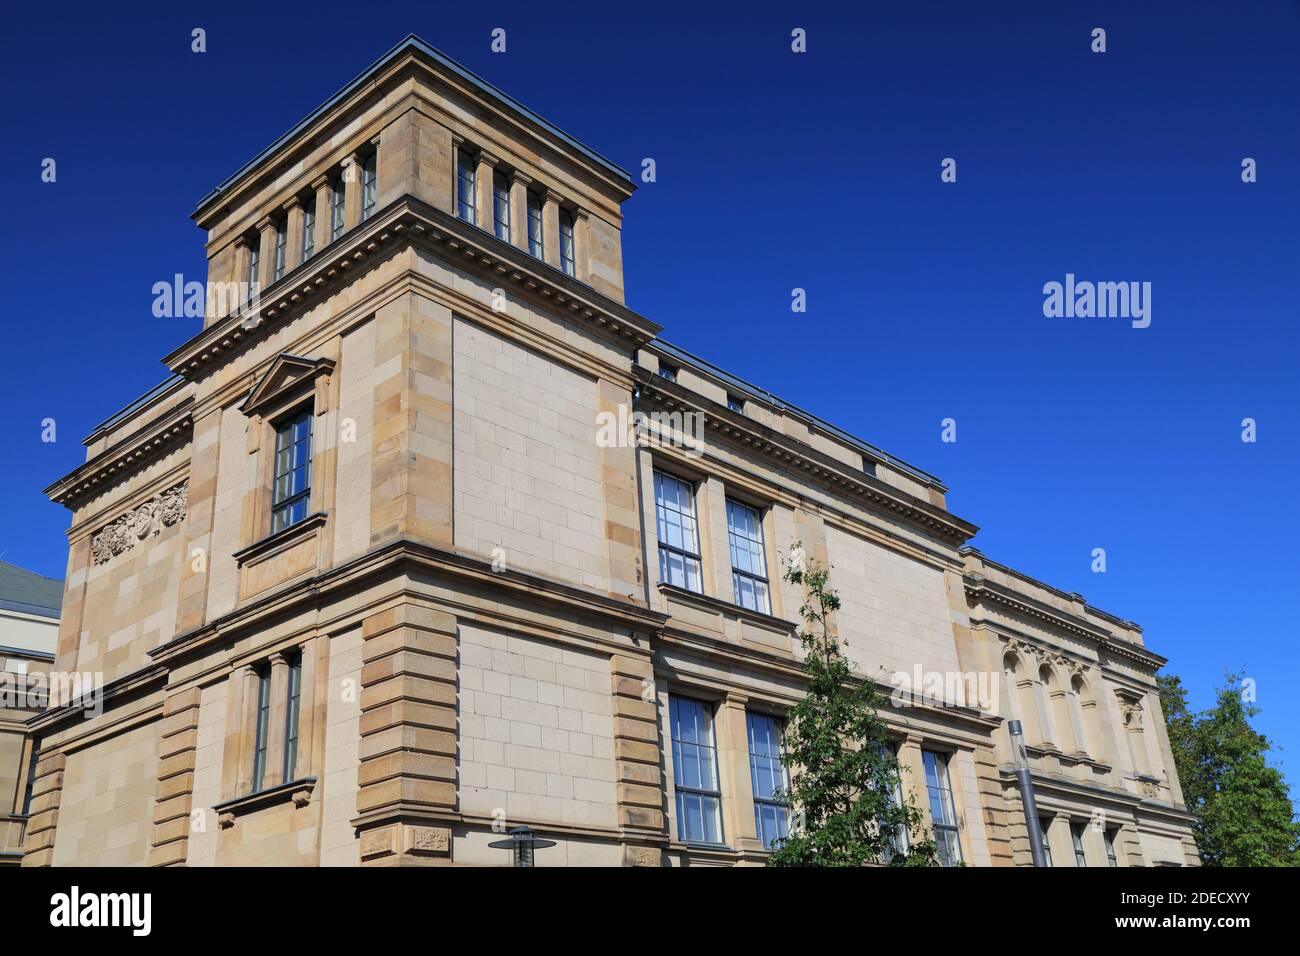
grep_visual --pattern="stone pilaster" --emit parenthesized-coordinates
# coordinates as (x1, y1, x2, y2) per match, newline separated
(20, 752, 65, 867)
(572, 208, 591, 282)
(341, 154, 363, 232)
(375, 106, 454, 214)
(596, 378, 643, 600)
(541, 188, 563, 269)
(174, 407, 222, 633)
(256, 215, 278, 291)
(149, 687, 201, 866)
(355, 604, 458, 866)
(311, 175, 333, 252)
(368, 291, 454, 550)
(475, 152, 499, 233)
(284, 196, 305, 273)
(508, 170, 532, 252)
(971, 744, 1015, 865)
(716, 694, 762, 853)
(610, 653, 664, 865)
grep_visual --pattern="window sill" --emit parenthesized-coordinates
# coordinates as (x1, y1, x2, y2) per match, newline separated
(657, 582, 797, 639)
(213, 776, 316, 828)
(233, 512, 328, 602)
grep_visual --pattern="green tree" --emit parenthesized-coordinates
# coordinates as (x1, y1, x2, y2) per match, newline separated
(769, 545, 937, 866)
(1158, 672, 1300, 866)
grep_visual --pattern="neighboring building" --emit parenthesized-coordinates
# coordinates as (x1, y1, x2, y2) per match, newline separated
(0, 560, 59, 865)
(26, 35, 1197, 867)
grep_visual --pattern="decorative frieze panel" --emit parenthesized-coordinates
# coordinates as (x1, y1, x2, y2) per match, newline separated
(90, 480, 188, 565)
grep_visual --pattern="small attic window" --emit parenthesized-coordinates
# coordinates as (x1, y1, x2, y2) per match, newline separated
(726, 394, 745, 414)
(657, 363, 678, 383)
(862, 456, 877, 478)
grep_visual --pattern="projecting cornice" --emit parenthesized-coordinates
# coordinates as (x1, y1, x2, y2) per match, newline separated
(44, 397, 194, 510)
(963, 572, 1167, 671)
(165, 196, 660, 381)
(634, 370, 978, 546)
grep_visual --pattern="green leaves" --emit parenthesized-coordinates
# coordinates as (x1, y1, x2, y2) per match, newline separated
(768, 544, 937, 867)
(1158, 672, 1300, 867)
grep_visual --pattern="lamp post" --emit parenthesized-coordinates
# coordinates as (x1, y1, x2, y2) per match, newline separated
(488, 825, 556, 867)
(1008, 720, 1050, 867)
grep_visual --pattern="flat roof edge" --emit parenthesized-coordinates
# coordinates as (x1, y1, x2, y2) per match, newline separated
(648, 338, 948, 491)
(192, 34, 633, 220)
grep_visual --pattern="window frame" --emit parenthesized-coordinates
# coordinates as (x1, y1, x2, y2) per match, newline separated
(330, 180, 346, 241)
(246, 238, 260, 303)
(273, 219, 287, 281)
(492, 170, 511, 242)
(726, 498, 771, 613)
(669, 695, 725, 845)
(270, 407, 314, 535)
(922, 749, 963, 866)
(301, 197, 316, 261)
(746, 711, 789, 850)
(877, 741, 910, 858)
(283, 652, 303, 781)
(360, 153, 377, 221)
(1070, 820, 1088, 867)
(1104, 827, 1120, 866)
(559, 207, 575, 276)
(526, 189, 543, 258)
(457, 148, 477, 224)
(250, 665, 272, 793)
(1039, 816, 1054, 866)
(653, 470, 703, 593)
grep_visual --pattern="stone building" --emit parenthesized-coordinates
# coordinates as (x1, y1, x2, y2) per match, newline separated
(26, 36, 1197, 867)
(1, 560, 59, 865)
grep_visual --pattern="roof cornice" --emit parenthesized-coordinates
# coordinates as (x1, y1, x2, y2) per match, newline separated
(44, 397, 194, 510)
(964, 572, 1167, 670)
(192, 35, 633, 224)
(166, 196, 660, 381)
(634, 370, 978, 546)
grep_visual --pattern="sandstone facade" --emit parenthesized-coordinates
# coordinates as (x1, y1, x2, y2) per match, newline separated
(25, 36, 1197, 867)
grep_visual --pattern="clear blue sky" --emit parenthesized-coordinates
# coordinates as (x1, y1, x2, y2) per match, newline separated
(2, 1, 1296, 790)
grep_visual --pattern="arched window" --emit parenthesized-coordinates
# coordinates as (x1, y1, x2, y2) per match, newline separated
(1034, 662, 1058, 749)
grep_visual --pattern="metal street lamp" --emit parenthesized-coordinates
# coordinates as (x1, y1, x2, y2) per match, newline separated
(488, 825, 556, 867)
(1008, 720, 1050, 868)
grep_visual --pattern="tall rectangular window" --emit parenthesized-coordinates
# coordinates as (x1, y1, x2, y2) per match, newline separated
(559, 208, 575, 276)
(1070, 821, 1088, 867)
(246, 238, 260, 303)
(527, 190, 543, 258)
(331, 180, 346, 240)
(302, 197, 316, 261)
(726, 500, 770, 613)
(669, 696, 723, 844)
(654, 471, 702, 592)
(1104, 827, 1119, 867)
(746, 712, 788, 850)
(457, 149, 477, 224)
(878, 742, 909, 858)
(21, 744, 39, 816)
(273, 220, 287, 281)
(1039, 816, 1054, 867)
(361, 153, 377, 221)
(283, 653, 302, 781)
(271, 409, 313, 533)
(922, 749, 963, 866)
(251, 666, 272, 792)
(493, 171, 511, 242)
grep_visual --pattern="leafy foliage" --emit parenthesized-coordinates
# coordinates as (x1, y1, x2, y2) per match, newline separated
(1158, 672, 1300, 866)
(768, 545, 938, 866)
